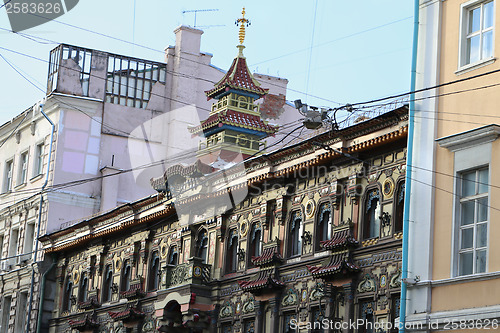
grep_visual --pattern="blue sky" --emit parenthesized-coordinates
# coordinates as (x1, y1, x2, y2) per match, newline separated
(0, 0, 413, 124)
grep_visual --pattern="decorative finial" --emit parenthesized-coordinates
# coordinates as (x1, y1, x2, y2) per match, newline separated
(235, 7, 250, 45)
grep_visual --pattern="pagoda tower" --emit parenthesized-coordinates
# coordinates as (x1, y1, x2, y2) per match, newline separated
(190, 8, 278, 165)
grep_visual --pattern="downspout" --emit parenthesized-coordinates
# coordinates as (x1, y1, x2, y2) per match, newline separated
(26, 102, 54, 333)
(36, 254, 57, 333)
(399, 0, 419, 332)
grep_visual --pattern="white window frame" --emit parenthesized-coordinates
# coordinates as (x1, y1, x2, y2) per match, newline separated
(33, 142, 44, 178)
(3, 159, 13, 193)
(17, 150, 29, 186)
(457, 168, 489, 276)
(458, 0, 496, 71)
(437, 124, 500, 278)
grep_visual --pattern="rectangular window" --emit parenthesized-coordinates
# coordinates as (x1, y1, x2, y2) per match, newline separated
(34, 143, 44, 177)
(22, 223, 35, 262)
(458, 168, 489, 276)
(14, 292, 27, 333)
(8, 229, 18, 267)
(17, 152, 28, 185)
(1, 296, 11, 332)
(460, 0, 495, 67)
(3, 160, 13, 193)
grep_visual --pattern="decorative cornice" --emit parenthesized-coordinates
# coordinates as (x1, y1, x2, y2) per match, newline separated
(437, 124, 500, 152)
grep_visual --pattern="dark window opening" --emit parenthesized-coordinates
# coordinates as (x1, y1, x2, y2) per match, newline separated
(394, 182, 405, 233)
(78, 272, 88, 302)
(227, 230, 238, 273)
(363, 190, 381, 240)
(102, 265, 113, 303)
(148, 251, 160, 291)
(289, 211, 303, 257)
(196, 230, 208, 264)
(120, 260, 131, 292)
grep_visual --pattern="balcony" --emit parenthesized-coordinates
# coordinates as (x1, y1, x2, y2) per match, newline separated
(165, 257, 211, 288)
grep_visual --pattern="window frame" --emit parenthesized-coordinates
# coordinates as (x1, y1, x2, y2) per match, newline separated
(248, 222, 262, 266)
(362, 188, 382, 240)
(316, 202, 332, 251)
(226, 229, 239, 274)
(456, 167, 489, 276)
(458, 0, 496, 70)
(101, 264, 113, 303)
(3, 159, 13, 193)
(120, 260, 131, 292)
(148, 251, 160, 291)
(196, 229, 209, 264)
(33, 142, 45, 178)
(288, 211, 303, 258)
(17, 150, 29, 186)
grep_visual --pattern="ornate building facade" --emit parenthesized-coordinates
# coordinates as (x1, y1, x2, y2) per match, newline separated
(40, 10, 408, 333)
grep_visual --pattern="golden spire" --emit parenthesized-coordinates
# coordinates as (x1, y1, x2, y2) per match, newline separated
(236, 7, 250, 45)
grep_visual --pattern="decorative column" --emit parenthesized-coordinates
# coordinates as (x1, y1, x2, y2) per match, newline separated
(210, 304, 220, 333)
(343, 282, 355, 333)
(269, 296, 280, 333)
(324, 284, 335, 333)
(255, 300, 264, 333)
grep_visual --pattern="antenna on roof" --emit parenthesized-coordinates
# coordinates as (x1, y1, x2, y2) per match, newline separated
(182, 9, 219, 28)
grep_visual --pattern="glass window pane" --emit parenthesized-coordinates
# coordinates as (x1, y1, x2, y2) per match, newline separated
(462, 171, 476, 196)
(467, 35, 481, 64)
(469, 7, 481, 33)
(478, 169, 489, 194)
(477, 197, 488, 222)
(461, 227, 474, 249)
(483, 1, 494, 28)
(459, 252, 473, 275)
(476, 223, 488, 248)
(461, 201, 474, 225)
(476, 249, 487, 273)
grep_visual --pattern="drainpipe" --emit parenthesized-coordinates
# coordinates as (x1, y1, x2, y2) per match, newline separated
(26, 102, 54, 333)
(399, 0, 419, 332)
(36, 254, 57, 333)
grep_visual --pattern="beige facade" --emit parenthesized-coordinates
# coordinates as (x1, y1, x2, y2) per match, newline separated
(406, 0, 500, 330)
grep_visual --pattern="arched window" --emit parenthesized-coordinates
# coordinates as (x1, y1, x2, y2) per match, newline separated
(249, 223, 262, 259)
(196, 230, 208, 264)
(317, 202, 332, 249)
(78, 272, 88, 302)
(120, 260, 131, 292)
(168, 246, 178, 265)
(394, 182, 405, 233)
(364, 189, 381, 240)
(226, 229, 238, 273)
(61, 277, 73, 312)
(289, 211, 303, 257)
(148, 251, 160, 291)
(101, 264, 113, 303)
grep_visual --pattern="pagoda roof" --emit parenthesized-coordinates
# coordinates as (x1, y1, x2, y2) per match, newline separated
(251, 245, 283, 267)
(189, 109, 278, 136)
(307, 253, 359, 278)
(68, 315, 99, 330)
(238, 270, 285, 292)
(108, 307, 145, 321)
(205, 49, 268, 100)
(320, 227, 358, 250)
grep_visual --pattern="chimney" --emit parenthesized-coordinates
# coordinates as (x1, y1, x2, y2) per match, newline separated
(173, 25, 204, 55)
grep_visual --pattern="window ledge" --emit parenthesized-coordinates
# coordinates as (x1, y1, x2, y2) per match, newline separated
(30, 174, 44, 182)
(412, 270, 500, 287)
(455, 57, 496, 76)
(14, 183, 27, 190)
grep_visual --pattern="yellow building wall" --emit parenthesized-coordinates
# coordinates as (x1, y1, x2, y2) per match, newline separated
(430, 0, 500, 312)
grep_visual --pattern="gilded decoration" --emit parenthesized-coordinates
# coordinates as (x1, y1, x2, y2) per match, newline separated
(115, 258, 122, 273)
(160, 243, 168, 259)
(281, 288, 298, 307)
(382, 178, 395, 198)
(389, 269, 402, 288)
(305, 199, 316, 219)
(220, 301, 233, 318)
(240, 220, 249, 237)
(242, 298, 255, 314)
(357, 274, 376, 293)
(310, 283, 325, 301)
